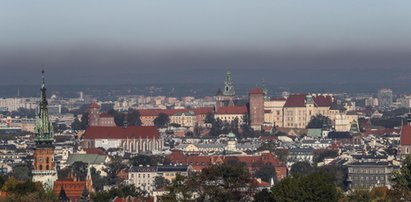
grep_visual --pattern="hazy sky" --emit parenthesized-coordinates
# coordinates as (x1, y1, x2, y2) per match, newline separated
(1, 1, 411, 85)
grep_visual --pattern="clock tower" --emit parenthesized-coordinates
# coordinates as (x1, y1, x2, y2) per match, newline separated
(32, 70, 57, 189)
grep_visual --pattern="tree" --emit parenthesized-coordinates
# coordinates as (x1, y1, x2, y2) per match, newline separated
(390, 155, 411, 200)
(104, 157, 127, 186)
(313, 149, 338, 163)
(154, 113, 170, 128)
(307, 114, 331, 128)
(71, 115, 82, 130)
(80, 112, 89, 129)
(130, 155, 164, 167)
(92, 184, 145, 202)
(80, 186, 90, 202)
(11, 163, 32, 181)
(153, 176, 170, 190)
(204, 112, 214, 124)
(271, 170, 339, 202)
(196, 160, 255, 201)
(2, 177, 59, 202)
(255, 163, 277, 182)
(71, 161, 88, 180)
(107, 109, 125, 126)
(127, 109, 142, 126)
(290, 161, 314, 176)
(254, 189, 274, 202)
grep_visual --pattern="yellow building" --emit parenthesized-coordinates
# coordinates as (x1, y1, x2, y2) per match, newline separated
(214, 105, 247, 124)
(170, 111, 195, 128)
(264, 98, 286, 127)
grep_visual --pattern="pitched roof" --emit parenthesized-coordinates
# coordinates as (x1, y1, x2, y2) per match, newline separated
(192, 107, 214, 115)
(66, 153, 107, 165)
(284, 94, 333, 108)
(313, 95, 333, 107)
(215, 105, 247, 115)
(83, 126, 160, 139)
(284, 94, 307, 108)
(401, 125, 411, 145)
(138, 109, 189, 116)
(89, 101, 100, 109)
(249, 87, 265, 95)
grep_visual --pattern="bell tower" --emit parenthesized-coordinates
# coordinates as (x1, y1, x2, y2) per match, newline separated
(32, 70, 57, 189)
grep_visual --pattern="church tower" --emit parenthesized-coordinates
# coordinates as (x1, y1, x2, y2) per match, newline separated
(223, 70, 235, 97)
(215, 70, 236, 111)
(32, 70, 57, 189)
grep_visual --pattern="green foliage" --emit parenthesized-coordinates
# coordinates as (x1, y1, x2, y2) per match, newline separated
(71, 161, 88, 180)
(11, 163, 32, 181)
(371, 117, 405, 129)
(162, 160, 254, 202)
(271, 170, 338, 202)
(91, 184, 145, 202)
(154, 113, 170, 128)
(1, 177, 59, 202)
(307, 114, 331, 129)
(126, 108, 142, 126)
(204, 112, 214, 124)
(153, 176, 170, 190)
(392, 156, 411, 190)
(130, 154, 164, 167)
(80, 186, 90, 202)
(90, 167, 108, 192)
(107, 109, 125, 126)
(104, 157, 127, 186)
(290, 161, 314, 176)
(254, 189, 274, 202)
(255, 163, 276, 182)
(313, 149, 338, 164)
(257, 142, 276, 152)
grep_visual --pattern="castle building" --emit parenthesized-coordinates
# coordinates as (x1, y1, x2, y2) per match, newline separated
(32, 70, 57, 189)
(249, 88, 265, 130)
(88, 101, 116, 127)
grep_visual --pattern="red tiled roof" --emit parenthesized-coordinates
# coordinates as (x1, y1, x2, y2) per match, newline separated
(401, 125, 411, 145)
(138, 109, 189, 116)
(192, 107, 214, 115)
(249, 87, 265, 94)
(215, 105, 247, 115)
(83, 126, 160, 139)
(313, 95, 333, 107)
(89, 101, 100, 109)
(284, 94, 307, 107)
(283, 94, 333, 108)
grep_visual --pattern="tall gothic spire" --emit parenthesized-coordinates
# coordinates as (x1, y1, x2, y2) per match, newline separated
(223, 69, 235, 96)
(35, 70, 54, 145)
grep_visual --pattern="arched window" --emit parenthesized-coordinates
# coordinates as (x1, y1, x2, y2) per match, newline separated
(46, 165, 49, 170)
(46, 157, 49, 163)
(39, 165, 43, 170)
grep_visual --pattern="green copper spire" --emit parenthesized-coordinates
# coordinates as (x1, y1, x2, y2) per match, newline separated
(223, 69, 235, 96)
(35, 70, 54, 145)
